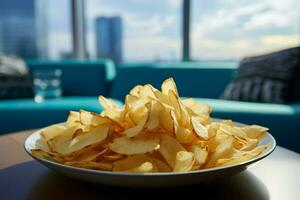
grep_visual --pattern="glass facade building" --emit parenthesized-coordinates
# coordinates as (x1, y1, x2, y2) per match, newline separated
(0, 0, 47, 59)
(95, 16, 122, 63)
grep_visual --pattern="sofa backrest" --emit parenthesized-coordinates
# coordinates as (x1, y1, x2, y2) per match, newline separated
(27, 60, 116, 96)
(110, 62, 237, 101)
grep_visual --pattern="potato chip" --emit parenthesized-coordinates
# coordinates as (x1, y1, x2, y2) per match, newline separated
(33, 77, 269, 173)
(109, 133, 160, 155)
(98, 96, 123, 124)
(159, 104, 174, 132)
(220, 124, 247, 139)
(129, 85, 143, 96)
(239, 125, 268, 139)
(191, 116, 209, 140)
(161, 77, 179, 97)
(113, 154, 156, 172)
(191, 145, 208, 166)
(206, 136, 234, 168)
(150, 157, 172, 172)
(103, 154, 124, 161)
(181, 98, 211, 116)
(216, 145, 267, 167)
(146, 100, 163, 131)
(173, 151, 195, 172)
(240, 139, 258, 151)
(139, 84, 156, 99)
(41, 124, 66, 141)
(66, 111, 80, 128)
(52, 125, 109, 155)
(171, 111, 196, 143)
(128, 162, 155, 173)
(158, 134, 185, 168)
(79, 110, 112, 127)
(124, 110, 148, 137)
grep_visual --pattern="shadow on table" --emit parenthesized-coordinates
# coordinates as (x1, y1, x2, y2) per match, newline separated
(27, 165, 269, 200)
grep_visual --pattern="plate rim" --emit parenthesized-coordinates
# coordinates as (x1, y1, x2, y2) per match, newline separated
(24, 121, 276, 177)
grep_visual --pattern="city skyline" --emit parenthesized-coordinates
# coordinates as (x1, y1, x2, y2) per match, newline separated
(0, 0, 48, 59)
(0, 0, 299, 61)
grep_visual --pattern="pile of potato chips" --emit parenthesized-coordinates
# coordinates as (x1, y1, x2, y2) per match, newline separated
(32, 78, 269, 173)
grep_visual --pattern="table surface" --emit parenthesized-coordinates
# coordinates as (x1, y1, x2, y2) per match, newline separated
(0, 130, 300, 200)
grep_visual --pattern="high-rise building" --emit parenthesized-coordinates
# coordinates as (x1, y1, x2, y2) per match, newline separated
(0, 0, 48, 59)
(95, 16, 122, 63)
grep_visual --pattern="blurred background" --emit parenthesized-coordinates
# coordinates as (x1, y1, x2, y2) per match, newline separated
(0, 0, 300, 152)
(0, 0, 299, 62)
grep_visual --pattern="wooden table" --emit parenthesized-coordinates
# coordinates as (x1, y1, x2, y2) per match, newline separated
(0, 130, 300, 200)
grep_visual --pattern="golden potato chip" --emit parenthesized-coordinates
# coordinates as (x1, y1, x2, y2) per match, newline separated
(66, 111, 80, 128)
(239, 125, 268, 139)
(79, 110, 112, 126)
(113, 154, 156, 172)
(173, 151, 195, 172)
(207, 122, 219, 138)
(98, 96, 123, 124)
(161, 77, 179, 96)
(35, 77, 270, 173)
(206, 136, 235, 168)
(150, 157, 172, 172)
(129, 85, 143, 96)
(220, 124, 247, 139)
(169, 90, 181, 120)
(192, 115, 211, 126)
(191, 145, 208, 166)
(216, 145, 267, 167)
(73, 148, 108, 162)
(127, 162, 155, 173)
(153, 90, 171, 106)
(41, 124, 66, 141)
(109, 133, 160, 155)
(103, 154, 124, 161)
(181, 98, 211, 116)
(158, 134, 186, 168)
(171, 111, 196, 143)
(191, 116, 209, 140)
(146, 100, 163, 131)
(220, 119, 234, 126)
(139, 84, 156, 99)
(52, 125, 109, 155)
(240, 138, 259, 151)
(31, 149, 63, 162)
(158, 104, 174, 132)
(124, 110, 148, 137)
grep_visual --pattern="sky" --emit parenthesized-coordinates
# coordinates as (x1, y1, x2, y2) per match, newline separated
(47, 0, 300, 61)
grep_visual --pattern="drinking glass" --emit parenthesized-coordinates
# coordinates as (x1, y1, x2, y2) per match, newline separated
(33, 69, 62, 103)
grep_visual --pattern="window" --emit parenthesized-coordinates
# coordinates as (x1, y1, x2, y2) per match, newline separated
(0, 0, 72, 60)
(1, 0, 299, 62)
(191, 0, 300, 60)
(85, 0, 181, 62)
(47, 0, 72, 60)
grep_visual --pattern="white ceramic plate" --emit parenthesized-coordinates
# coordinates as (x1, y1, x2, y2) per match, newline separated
(24, 121, 276, 188)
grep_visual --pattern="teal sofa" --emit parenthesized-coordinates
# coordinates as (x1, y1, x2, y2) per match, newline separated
(0, 61, 299, 153)
(0, 60, 117, 133)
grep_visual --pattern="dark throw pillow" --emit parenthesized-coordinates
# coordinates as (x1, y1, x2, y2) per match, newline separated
(0, 55, 33, 99)
(221, 47, 300, 103)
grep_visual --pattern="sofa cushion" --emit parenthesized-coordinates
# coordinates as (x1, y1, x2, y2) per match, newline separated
(0, 55, 33, 99)
(27, 60, 116, 97)
(196, 98, 300, 153)
(111, 65, 235, 101)
(221, 47, 300, 103)
(0, 97, 122, 134)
